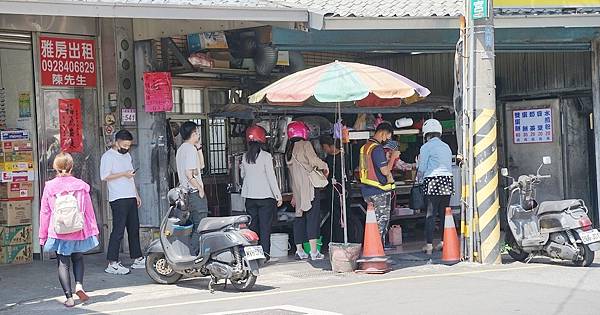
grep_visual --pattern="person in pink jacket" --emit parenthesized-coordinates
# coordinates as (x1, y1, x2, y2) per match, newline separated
(39, 152, 100, 307)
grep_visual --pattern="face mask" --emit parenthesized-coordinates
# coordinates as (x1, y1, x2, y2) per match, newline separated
(118, 147, 129, 154)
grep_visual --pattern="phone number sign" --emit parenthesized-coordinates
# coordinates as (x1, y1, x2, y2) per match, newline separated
(513, 108, 553, 144)
(39, 36, 97, 87)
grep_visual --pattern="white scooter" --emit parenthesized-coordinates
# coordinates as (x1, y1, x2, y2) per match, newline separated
(502, 157, 600, 266)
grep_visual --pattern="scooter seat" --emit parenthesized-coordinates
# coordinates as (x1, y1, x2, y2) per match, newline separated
(537, 199, 583, 215)
(197, 215, 250, 233)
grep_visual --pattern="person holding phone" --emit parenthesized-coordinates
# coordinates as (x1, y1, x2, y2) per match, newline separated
(100, 130, 144, 275)
(176, 121, 208, 254)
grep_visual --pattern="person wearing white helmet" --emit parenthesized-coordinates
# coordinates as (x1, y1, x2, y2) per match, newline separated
(417, 119, 454, 255)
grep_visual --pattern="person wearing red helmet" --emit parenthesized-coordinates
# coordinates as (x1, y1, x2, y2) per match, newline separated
(286, 121, 330, 260)
(241, 125, 283, 262)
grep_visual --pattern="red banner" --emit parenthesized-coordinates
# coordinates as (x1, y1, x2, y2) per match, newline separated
(58, 99, 83, 153)
(143, 72, 173, 112)
(40, 36, 97, 87)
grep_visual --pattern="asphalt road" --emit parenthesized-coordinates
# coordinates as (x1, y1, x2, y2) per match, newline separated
(2, 253, 600, 315)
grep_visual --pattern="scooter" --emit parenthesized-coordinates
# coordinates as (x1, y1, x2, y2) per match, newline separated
(145, 188, 265, 291)
(502, 156, 600, 266)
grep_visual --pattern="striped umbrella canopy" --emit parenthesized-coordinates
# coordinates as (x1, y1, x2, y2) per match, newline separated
(249, 61, 431, 107)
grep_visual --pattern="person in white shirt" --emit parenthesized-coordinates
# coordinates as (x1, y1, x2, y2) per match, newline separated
(241, 125, 282, 262)
(176, 121, 208, 254)
(100, 130, 144, 275)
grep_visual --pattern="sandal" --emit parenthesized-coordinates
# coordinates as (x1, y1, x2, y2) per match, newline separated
(64, 298, 75, 308)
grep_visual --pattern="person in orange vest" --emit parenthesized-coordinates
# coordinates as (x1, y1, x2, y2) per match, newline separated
(359, 122, 399, 244)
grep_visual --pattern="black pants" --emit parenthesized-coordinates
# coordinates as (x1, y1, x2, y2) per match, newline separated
(107, 198, 143, 262)
(293, 198, 321, 246)
(57, 253, 84, 299)
(245, 198, 276, 256)
(425, 195, 451, 244)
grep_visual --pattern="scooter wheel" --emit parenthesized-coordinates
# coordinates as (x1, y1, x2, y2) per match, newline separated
(231, 273, 257, 291)
(574, 244, 595, 267)
(146, 253, 183, 284)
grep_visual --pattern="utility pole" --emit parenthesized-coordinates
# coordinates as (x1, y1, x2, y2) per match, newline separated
(467, 0, 501, 264)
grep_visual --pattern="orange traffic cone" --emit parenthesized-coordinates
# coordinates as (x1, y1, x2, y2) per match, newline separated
(356, 202, 391, 274)
(441, 207, 460, 265)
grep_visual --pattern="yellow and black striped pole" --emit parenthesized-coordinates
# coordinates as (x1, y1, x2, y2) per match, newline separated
(467, 0, 501, 263)
(474, 109, 501, 264)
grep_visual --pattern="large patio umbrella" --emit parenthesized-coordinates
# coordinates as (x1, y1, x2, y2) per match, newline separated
(249, 61, 431, 244)
(249, 61, 430, 107)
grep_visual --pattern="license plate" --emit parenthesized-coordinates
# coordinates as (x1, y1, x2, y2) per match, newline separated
(580, 229, 600, 244)
(244, 245, 265, 260)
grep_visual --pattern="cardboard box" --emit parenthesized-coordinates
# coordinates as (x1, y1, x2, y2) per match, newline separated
(0, 199, 32, 226)
(0, 171, 35, 183)
(0, 130, 29, 142)
(187, 32, 228, 53)
(1, 224, 32, 246)
(1, 151, 33, 163)
(2, 140, 33, 153)
(0, 162, 33, 172)
(208, 51, 231, 69)
(0, 182, 34, 199)
(3, 243, 32, 264)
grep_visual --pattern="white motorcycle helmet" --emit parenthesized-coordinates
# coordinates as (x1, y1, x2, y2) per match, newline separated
(422, 119, 443, 139)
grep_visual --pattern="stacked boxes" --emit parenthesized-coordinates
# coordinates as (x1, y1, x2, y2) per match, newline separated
(0, 130, 33, 265)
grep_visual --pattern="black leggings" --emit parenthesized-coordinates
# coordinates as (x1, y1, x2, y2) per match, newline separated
(57, 253, 84, 299)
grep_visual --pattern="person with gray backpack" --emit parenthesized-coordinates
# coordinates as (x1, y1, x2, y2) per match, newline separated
(39, 152, 100, 307)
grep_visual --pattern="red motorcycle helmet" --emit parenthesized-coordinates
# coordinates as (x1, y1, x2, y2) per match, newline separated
(246, 125, 267, 143)
(287, 121, 309, 140)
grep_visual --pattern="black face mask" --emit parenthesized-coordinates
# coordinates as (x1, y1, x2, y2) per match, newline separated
(118, 148, 129, 155)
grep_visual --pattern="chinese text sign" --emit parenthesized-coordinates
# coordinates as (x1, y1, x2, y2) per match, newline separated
(513, 108, 552, 144)
(143, 72, 173, 112)
(59, 99, 83, 153)
(40, 37, 97, 87)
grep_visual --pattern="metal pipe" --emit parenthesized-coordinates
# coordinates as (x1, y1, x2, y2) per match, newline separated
(339, 101, 349, 244)
(467, 0, 476, 263)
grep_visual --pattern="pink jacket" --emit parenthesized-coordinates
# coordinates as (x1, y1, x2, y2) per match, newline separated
(39, 176, 100, 244)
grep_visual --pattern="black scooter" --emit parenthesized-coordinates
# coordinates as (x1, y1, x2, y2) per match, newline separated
(145, 188, 264, 292)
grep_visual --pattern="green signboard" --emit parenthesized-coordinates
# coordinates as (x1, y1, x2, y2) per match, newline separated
(472, 0, 489, 19)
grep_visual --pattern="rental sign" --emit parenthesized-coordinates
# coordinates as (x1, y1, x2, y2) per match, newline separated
(39, 36, 97, 87)
(495, 0, 600, 7)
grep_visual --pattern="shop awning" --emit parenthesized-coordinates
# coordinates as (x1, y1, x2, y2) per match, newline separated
(0, 0, 324, 28)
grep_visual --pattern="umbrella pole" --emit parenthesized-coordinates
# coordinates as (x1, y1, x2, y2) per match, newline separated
(338, 102, 349, 244)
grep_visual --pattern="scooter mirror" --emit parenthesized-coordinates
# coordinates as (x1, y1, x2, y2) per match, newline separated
(543, 156, 552, 165)
(501, 168, 509, 177)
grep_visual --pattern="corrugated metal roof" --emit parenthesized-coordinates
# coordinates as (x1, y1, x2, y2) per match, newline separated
(45, 0, 300, 9)
(278, 0, 464, 17)
(279, 0, 600, 18)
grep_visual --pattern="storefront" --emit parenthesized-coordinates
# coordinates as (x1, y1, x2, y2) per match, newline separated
(0, 15, 104, 264)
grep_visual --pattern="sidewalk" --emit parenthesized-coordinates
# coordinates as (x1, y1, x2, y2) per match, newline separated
(0, 244, 441, 313)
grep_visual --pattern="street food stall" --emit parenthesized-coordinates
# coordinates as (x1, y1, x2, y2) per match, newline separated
(222, 108, 460, 248)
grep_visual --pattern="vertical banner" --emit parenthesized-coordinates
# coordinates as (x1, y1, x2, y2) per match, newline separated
(58, 99, 83, 153)
(18, 92, 31, 118)
(143, 72, 173, 112)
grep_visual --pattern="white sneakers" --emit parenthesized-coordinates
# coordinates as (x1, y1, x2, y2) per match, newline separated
(131, 257, 146, 269)
(105, 261, 131, 275)
(105, 257, 146, 274)
(295, 250, 309, 260)
(310, 251, 324, 261)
